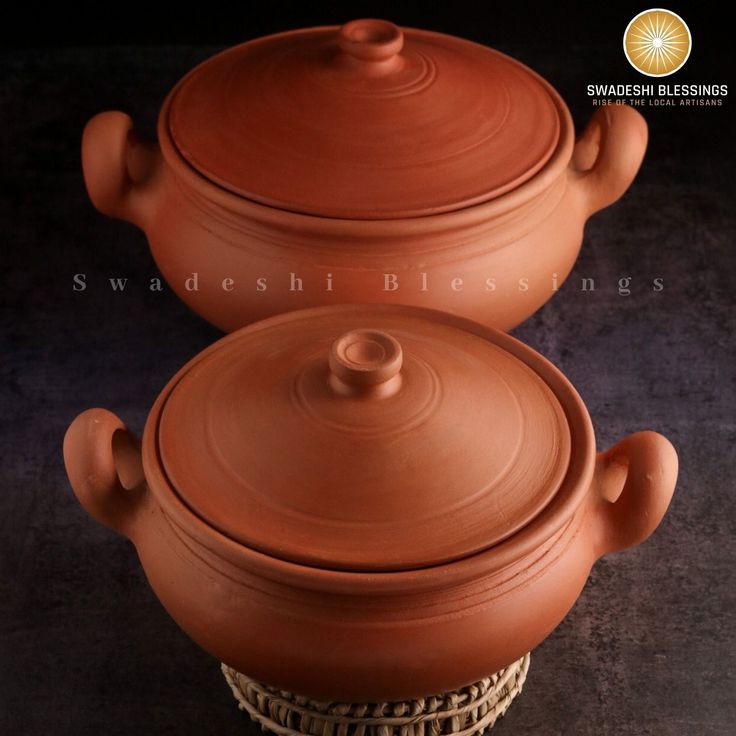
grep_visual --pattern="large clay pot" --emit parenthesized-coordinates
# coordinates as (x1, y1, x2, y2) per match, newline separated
(63, 304, 676, 701)
(82, 20, 647, 332)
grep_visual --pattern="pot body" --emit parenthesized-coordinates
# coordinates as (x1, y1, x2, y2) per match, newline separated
(145, 165, 582, 333)
(82, 101, 647, 333)
(134, 496, 594, 701)
(64, 408, 676, 702)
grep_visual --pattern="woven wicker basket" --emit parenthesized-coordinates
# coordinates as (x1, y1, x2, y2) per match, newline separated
(222, 654, 529, 736)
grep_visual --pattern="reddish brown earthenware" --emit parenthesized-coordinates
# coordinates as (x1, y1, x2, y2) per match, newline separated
(63, 305, 677, 701)
(81, 20, 648, 332)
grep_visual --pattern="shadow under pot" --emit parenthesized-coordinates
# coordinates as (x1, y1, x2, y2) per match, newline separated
(63, 304, 677, 702)
(82, 19, 648, 333)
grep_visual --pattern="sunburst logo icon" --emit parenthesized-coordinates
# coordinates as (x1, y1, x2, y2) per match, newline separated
(624, 9, 692, 77)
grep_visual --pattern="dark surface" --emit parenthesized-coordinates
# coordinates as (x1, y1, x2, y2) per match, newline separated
(2, 13, 735, 736)
(0, 0, 707, 48)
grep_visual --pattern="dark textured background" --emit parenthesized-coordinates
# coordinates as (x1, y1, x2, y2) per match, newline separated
(2, 2, 735, 734)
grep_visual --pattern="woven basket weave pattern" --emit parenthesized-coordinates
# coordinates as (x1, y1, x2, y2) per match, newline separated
(222, 654, 529, 736)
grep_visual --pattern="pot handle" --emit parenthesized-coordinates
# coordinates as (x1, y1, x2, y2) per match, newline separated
(82, 111, 161, 227)
(570, 105, 648, 217)
(63, 408, 146, 539)
(591, 431, 677, 558)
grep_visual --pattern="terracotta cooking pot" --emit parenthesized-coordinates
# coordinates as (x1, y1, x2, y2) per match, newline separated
(63, 304, 677, 701)
(82, 20, 647, 332)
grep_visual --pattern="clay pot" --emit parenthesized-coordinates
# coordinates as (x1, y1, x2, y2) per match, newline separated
(63, 305, 677, 701)
(82, 20, 647, 332)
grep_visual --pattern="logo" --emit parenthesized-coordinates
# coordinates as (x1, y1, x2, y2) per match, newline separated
(623, 9, 692, 77)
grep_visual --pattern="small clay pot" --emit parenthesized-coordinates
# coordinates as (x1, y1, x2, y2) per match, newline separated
(63, 305, 676, 701)
(81, 20, 647, 332)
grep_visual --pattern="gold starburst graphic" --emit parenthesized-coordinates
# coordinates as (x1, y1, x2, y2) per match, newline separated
(624, 9, 692, 77)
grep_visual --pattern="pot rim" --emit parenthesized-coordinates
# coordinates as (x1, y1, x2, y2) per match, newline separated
(156, 26, 576, 233)
(140, 304, 596, 595)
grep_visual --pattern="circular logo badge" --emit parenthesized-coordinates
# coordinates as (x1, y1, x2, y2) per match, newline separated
(623, 8, 692, 77)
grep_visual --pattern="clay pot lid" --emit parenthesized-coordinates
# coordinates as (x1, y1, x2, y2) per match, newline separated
(156, 306, 572, 572)
(166, 19, 562, 219)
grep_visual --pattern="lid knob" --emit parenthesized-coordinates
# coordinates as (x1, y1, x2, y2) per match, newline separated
(329, 329, 403, 397)
(337, 19, 404, 66)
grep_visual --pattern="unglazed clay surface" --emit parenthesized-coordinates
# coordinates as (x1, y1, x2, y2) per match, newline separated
(81, 20, 648, 333)
(156, 311, 572, 571)
(63, 305, 678, 701)
(167, 21, 561, 218)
